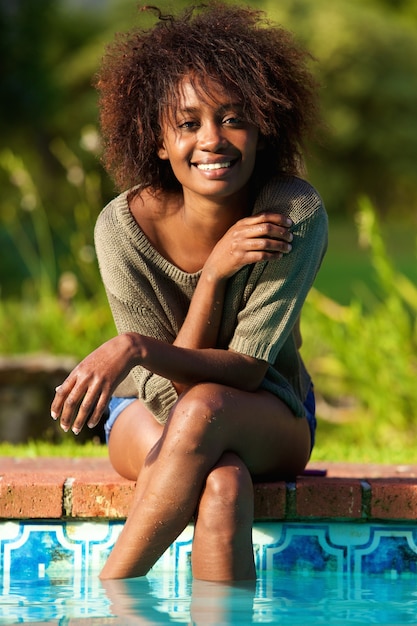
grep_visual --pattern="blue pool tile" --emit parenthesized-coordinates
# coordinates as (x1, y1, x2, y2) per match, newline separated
(2, 520, 417, 589)
(355, 527, 417, 576)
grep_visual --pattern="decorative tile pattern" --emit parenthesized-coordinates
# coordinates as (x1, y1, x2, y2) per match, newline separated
(2, 520, 417, 624)
(2, 520, 417, 592)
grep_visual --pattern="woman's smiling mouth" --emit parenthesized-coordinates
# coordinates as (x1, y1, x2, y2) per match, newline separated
(194, 159, 236, 171)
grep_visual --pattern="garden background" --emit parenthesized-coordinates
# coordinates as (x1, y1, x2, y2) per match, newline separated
(0, 0, 416, 462)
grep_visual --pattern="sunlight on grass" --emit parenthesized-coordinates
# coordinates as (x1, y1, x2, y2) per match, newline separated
(0, 439, 107, 458)
(312, 419, 417, 465)
(1, 429, 415, 464)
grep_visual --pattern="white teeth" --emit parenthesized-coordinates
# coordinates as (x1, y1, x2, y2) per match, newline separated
(196, 161, 232, 171)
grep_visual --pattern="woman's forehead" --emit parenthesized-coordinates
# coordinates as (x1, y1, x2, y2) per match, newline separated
(161, 74, 242, 116)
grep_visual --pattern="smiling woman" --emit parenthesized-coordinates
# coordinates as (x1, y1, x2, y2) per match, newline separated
(51, 2, 327, 582)
(154, 78, 260, 224)
(95, 4, 321, 194)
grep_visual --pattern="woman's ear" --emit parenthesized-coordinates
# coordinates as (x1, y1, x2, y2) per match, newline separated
(157, 142, 169, 160)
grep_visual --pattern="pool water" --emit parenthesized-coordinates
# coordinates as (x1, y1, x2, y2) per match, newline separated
(2, 569, 417, 625)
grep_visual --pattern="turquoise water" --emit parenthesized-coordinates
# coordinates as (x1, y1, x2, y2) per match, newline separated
(2, 569, 417, 624)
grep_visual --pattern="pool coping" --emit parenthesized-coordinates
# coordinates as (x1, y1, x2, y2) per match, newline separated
(1, 457, 417, 522)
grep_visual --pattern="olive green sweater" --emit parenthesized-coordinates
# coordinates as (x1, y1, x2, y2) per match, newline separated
(94, 175, 328, 424)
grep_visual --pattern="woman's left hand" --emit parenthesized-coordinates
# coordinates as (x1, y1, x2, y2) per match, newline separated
(50, 334, 139, 435)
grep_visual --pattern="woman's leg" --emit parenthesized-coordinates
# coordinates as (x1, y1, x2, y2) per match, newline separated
(107, 399, 163, 481)
(107, 400, 255, 581)
(192, 452, 256, 581)
(100, 382, 311, 580)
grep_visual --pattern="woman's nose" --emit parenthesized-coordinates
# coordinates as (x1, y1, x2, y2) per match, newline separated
(197, 122, 228, 151)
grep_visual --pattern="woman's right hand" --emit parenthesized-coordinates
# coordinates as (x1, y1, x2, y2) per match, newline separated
(203, 212, 293, 281)
(51, 333, 141, 435)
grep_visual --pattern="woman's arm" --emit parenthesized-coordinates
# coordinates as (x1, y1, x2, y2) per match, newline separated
(51, 332, 268, 436)
(170, 212, 293, 394)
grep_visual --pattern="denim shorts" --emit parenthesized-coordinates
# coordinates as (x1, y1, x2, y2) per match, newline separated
(104, 387, 317, 450)
(304, 385, 317, 453)
(104, 396, 137, 444)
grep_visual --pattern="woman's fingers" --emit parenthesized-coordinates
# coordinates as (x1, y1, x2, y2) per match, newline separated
(229, 215, 293, 258)
(51, 376, 77, 426)
(241, 213, 294, 245)
(71, 384, 108, 435)
(51, 369, 109, 435)
(205, 213, 295, 280)
(51, 335, 138, 435)
(249, 212, 293, 230)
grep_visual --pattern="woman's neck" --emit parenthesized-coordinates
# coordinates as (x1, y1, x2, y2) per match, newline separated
(180, 186, 252, 244)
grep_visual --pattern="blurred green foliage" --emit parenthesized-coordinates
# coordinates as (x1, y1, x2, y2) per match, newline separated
(261, 0, 417, 215)
(301, 197, 417, 460)
(0, 1, 416, 461)
(1, 0, 417, 297)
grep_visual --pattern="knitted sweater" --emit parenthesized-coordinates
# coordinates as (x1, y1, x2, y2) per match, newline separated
(94, 175, 328, 424)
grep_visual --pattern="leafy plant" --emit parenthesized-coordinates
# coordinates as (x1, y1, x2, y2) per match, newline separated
(0, 149, 57, 298)
(0, 143, 115, 358)
(302, 197, 417, 457)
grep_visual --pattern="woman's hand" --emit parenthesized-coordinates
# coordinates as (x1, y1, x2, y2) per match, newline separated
(204, 212, 293, 281)
(51, 334, 140, 435)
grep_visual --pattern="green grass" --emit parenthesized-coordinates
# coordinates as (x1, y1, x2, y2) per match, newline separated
(311, 419, 417, 465)
(314, 216, 417, 304)
(0, 439, 107, 458)
(0, 426, 415, 464)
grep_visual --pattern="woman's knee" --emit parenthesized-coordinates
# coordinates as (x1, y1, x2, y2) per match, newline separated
(206, 455, 253, 501)
(166, 383, 226, 451)
(197, 454, 254, 532)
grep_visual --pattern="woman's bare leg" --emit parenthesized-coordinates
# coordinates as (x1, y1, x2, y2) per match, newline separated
(107, 399, 162, 481)
(192, 452, 256, 581)
(100, 382, 311, 580)
(108, 402, 255, 581)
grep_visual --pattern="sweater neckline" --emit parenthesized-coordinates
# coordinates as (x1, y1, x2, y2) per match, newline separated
(115, 189, 203, 282)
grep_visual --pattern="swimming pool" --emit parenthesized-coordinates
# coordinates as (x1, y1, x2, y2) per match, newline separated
(2, 520, 417, 623)
(3, 567, 417, 624)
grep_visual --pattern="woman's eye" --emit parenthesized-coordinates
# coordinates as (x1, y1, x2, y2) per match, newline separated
(178, 120, 198, 129)
(223, 116, 244, 126)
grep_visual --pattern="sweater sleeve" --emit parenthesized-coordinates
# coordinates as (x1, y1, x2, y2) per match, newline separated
(104, 291, 180, 423)
(227, 177, 328, 363)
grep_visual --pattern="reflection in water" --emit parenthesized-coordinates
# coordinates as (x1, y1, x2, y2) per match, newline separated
(102, 576, 257, 625)
(3, 569, 417, 624)
(100, 570, 417, 625)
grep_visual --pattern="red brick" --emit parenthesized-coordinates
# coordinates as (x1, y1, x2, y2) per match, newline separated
(0, 472, 64, 518)
(71, 474, 135, 518)
(296, 477, 362, 519)
(369, 478, 417, 520)
(0, 457, 131, 519)
(3, 458, 417, 523)
(307, 461, 417, 479)
(254, 482, 286, 519)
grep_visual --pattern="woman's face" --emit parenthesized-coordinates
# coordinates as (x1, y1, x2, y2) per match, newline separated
(157, 76, 261, 204)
